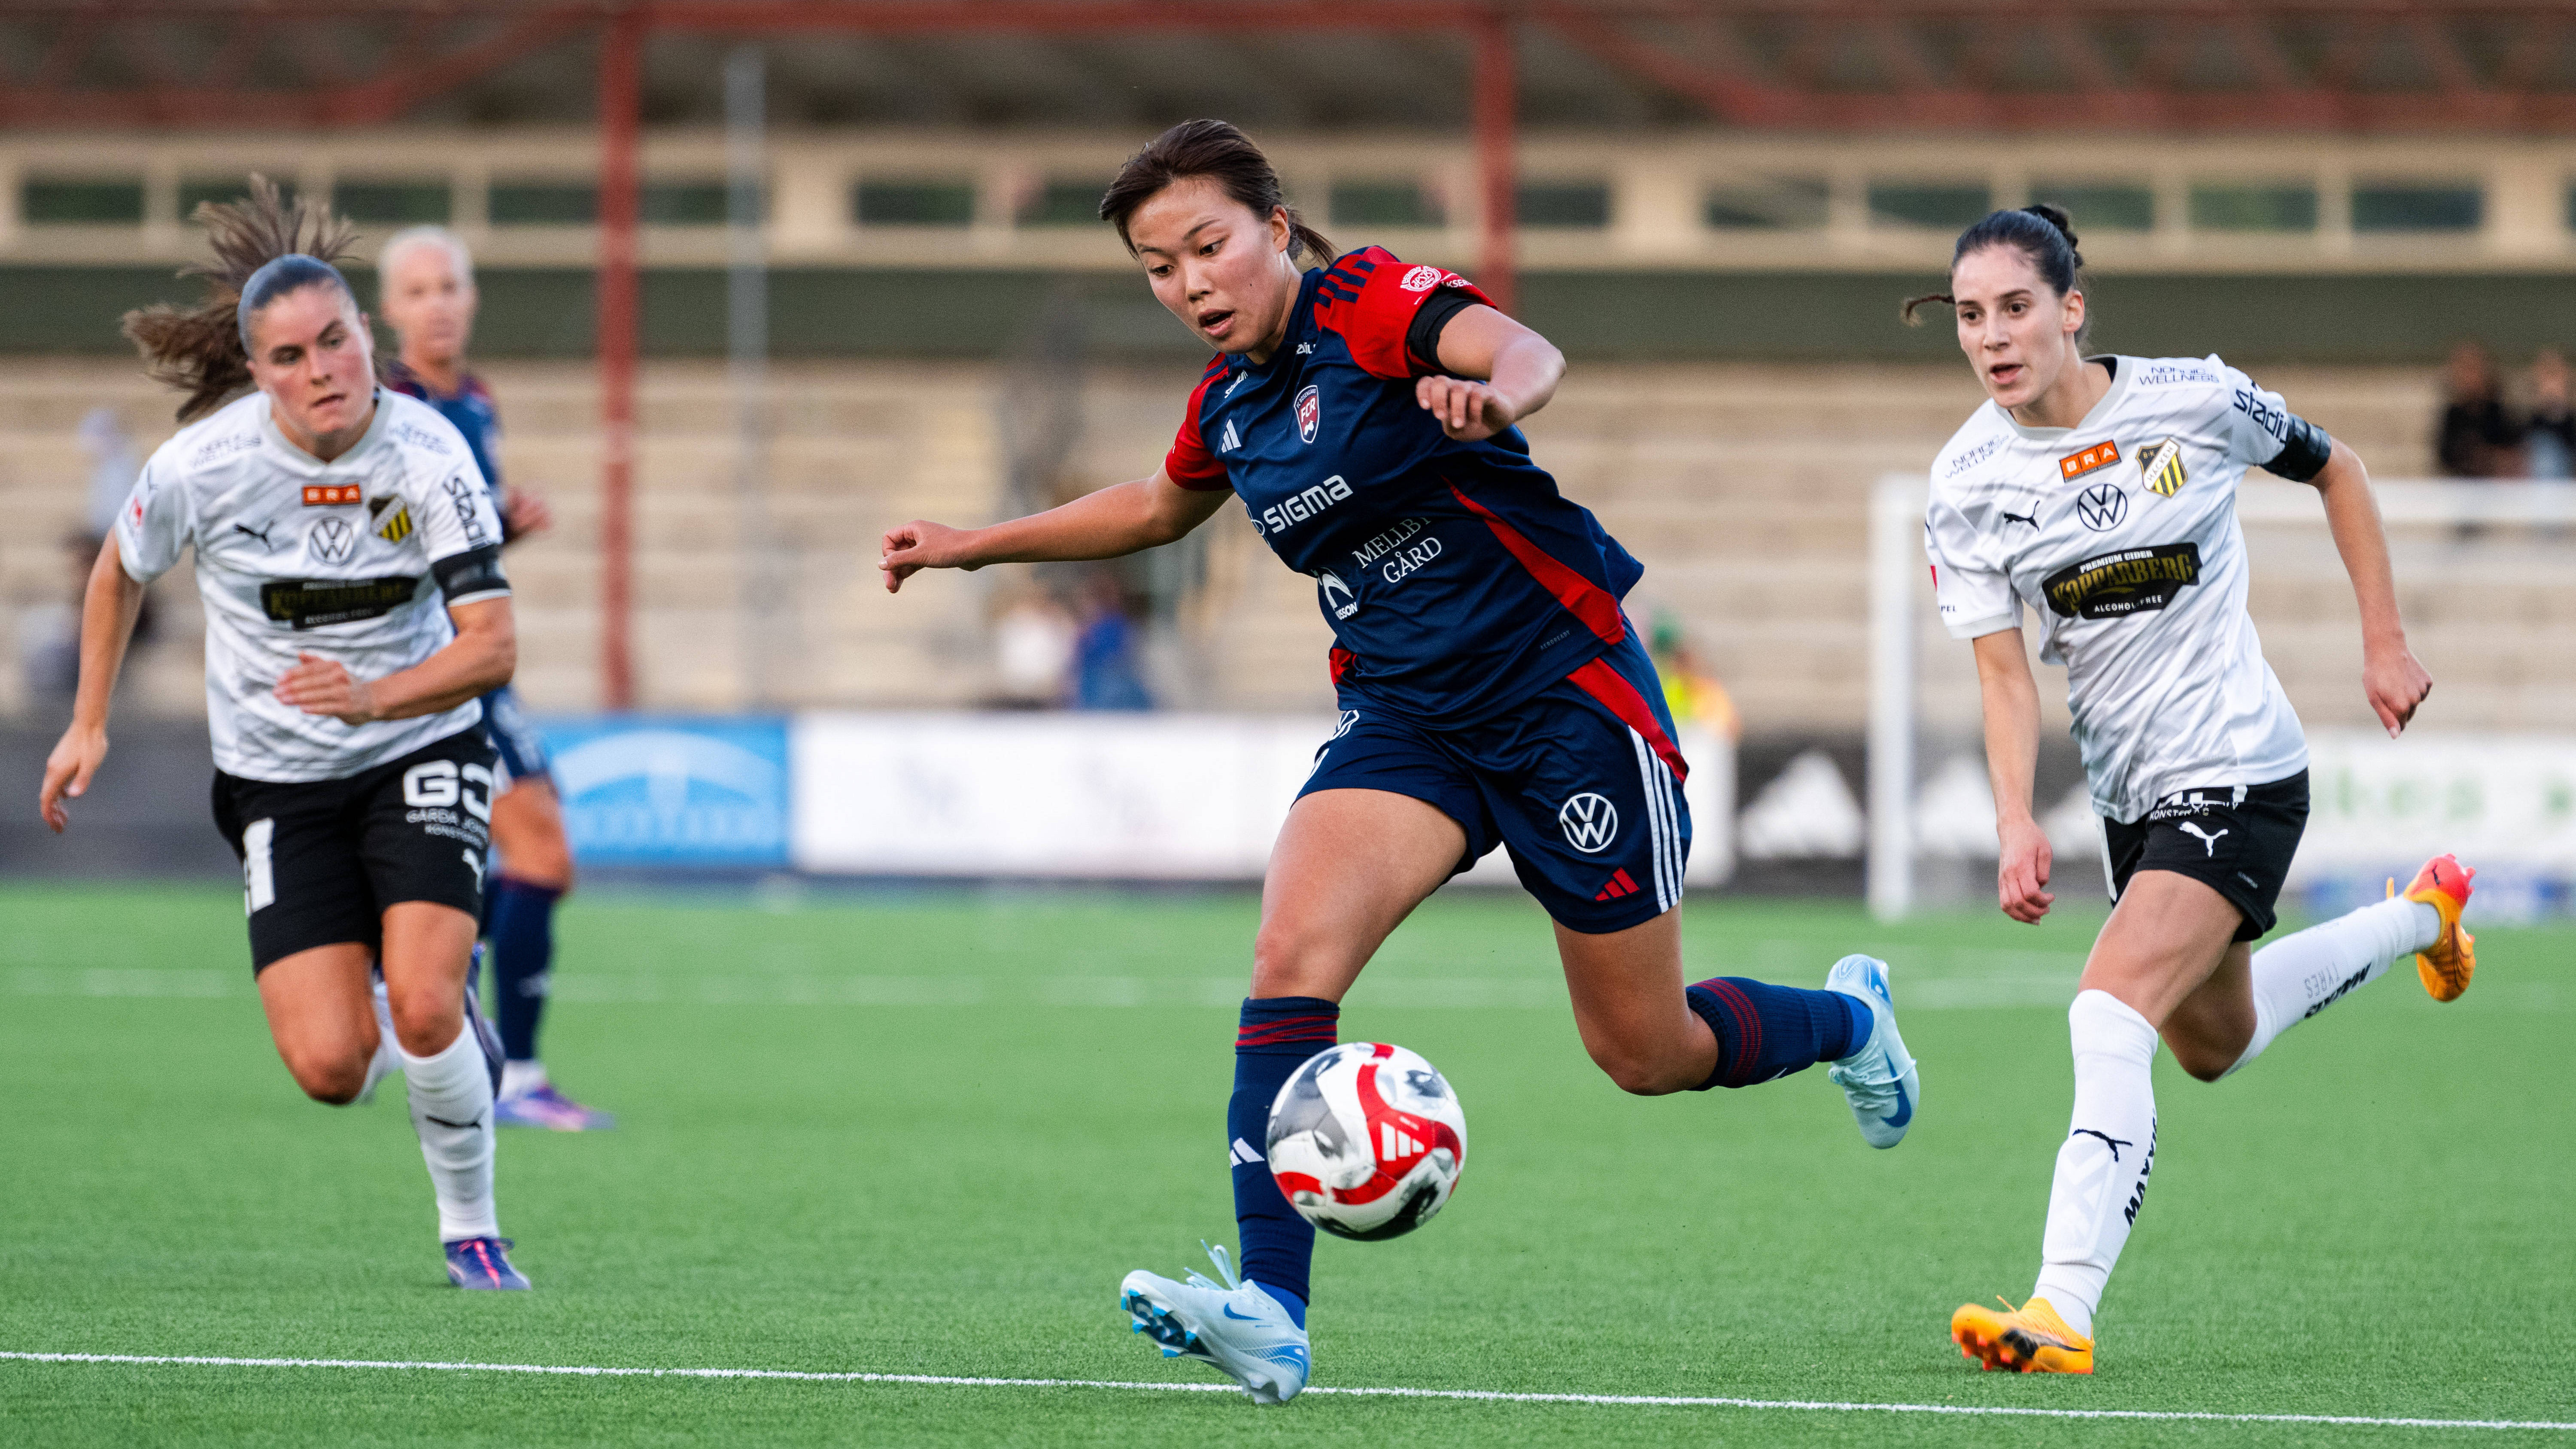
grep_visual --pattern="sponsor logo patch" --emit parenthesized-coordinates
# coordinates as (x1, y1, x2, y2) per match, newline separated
(2041, 542, 2202, 620)
(1296, 384, 1321, 444)
(2138, 436, 2188, 497)
(307, 516, 358, 564)
(2057, 440, 2121, 482)
(2075, 481, 2128, 532)
(1558, 793, 1619, 854)
(301, 483, 362, 507)
(1399, 264, 1446, 292)
(258, 575, 421, 629)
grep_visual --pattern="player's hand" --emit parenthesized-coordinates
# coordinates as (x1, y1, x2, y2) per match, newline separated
(1996, 814, 2055, 924)
(879, 520, 980, 593)
(2362, 642, 2432, 738)
(38, 723, 108, 833)
(503, 490, 555, 541)
(1415, 375, 1517, 442)
(275, 652, 379, 725)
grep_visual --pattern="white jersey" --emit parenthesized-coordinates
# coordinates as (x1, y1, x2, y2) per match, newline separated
(1924, 355, 2311, 823)
(115, 388, 511, 783)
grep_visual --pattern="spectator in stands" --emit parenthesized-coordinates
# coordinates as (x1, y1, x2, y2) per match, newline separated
(2524, 348, 2572, 481)
(991, 584, 1076, 708)
(1649, 612, 1740, 742)
(2434, 340, 2522, 478)
(1071, 571, 1154, 711)
(28, 412, 156, 701)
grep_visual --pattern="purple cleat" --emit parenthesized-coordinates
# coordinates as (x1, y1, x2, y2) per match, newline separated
(444, 1236, 530, 1290)
(495, 1081, 616, 1132)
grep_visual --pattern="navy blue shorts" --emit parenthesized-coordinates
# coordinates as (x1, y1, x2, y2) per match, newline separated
(478, 686, 553, 788)
(1300, 634, 1691, 934)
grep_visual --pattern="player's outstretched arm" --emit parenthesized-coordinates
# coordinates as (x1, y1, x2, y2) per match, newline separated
(1417, 305, 1566, 443)
(274, 597, 516, 726)
(880, 468, 1230, 594)
(1972, 627, 2054, 924)
(2301, 437, 2431, 737)
(39, 537, 148, 832)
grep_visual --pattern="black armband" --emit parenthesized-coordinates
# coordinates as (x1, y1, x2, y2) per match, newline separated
(2264, 412, 2333, 482)
(1405, 288, 1483, 375)
(431, 544, 510, 604)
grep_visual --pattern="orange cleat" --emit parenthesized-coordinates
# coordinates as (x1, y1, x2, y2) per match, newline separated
(2395, 854, 2477, 1002)
(1950, 1296, 2094, 1374)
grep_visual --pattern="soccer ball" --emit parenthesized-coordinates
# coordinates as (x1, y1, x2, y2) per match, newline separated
(1265, 1042, 1467, 1241)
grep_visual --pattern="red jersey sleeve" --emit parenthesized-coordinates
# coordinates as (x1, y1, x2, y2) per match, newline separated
(1313, 246, 1497, 381)
(1163, 358, 1232, 491)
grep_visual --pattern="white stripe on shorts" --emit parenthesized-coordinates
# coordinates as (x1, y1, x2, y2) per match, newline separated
(1628, 728, 1677, 913)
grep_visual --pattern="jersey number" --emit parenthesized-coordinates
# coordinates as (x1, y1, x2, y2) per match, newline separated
(404, 759, 494, 821)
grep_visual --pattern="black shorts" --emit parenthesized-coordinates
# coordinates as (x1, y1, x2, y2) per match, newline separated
(211, 728, 498, 974)
(2101, 771, 2309, 942)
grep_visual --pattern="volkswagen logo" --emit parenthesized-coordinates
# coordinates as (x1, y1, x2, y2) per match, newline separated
(307, 516, 358, 563)
(2076, 482, 2128, 532)
(1558, 792, 1619, 854)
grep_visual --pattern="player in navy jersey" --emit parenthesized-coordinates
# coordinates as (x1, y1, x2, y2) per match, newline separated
(881, 121, 1922, 1403)
(379, 227, 611, 1132)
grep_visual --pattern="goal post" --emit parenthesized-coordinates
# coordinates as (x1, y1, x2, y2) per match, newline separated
(1867, 472, 2576, 921)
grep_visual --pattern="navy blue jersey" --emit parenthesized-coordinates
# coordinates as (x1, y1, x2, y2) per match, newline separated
(1166, 247, 1643, 726)
(383, 359, 505, 511)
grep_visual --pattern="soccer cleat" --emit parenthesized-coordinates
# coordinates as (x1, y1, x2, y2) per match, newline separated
(444, 1236, 531, 1290)
(1824, 954, 1920, 1149)
(496, 1082, 617, 1131)
(1119, 1243, 1309, 1404)
(2396, 854, 2477, 1002)
(1950, 1296, 2093, 1374)
(462, 947, 505, 1096)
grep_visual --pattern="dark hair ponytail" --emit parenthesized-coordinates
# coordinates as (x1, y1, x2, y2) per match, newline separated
(1901, 204, 2090, 343)
(1099, 119, 1335, 265)
(122, 175, 365, 422)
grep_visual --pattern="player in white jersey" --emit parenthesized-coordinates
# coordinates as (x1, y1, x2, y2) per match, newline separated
(1907, 206, 2478, 1372)
(36, 182, 531, 1289)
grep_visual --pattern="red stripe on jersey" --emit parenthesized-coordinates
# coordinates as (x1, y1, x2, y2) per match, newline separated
(1163, 358, 1232, 491)
(1566, 656, 1690, 784)
(1313, 246, 1495, 381)
(1446, 481, 1627, 650)
(1328, 646, 1357, 686)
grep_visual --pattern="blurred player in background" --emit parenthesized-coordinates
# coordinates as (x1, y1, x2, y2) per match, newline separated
(379, 226, 612, 1132)
(37, 182, 529, 1288)
(1911, 206, 2476, 1373)
(882, 120, 1923, 1403)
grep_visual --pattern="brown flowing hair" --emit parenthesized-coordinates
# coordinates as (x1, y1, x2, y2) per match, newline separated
(122, 175, 366, 422)
(1098, 119, 1335, 264)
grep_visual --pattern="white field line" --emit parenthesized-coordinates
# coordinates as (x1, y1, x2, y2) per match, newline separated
(3, 1351, 2571, 1432)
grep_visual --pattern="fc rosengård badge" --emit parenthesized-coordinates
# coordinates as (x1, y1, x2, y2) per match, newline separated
(2138, 436, 2187, 498)
(1296, 384, 1321, 444)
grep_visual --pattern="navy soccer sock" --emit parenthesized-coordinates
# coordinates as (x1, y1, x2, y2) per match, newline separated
(1684, 977, 1869, 1090)
(1229, 996, 1337, 1318)
(482, 878, 562, 1063)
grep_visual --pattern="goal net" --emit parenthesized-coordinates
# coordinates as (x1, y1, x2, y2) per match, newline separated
(1867, 475, 2576, 921)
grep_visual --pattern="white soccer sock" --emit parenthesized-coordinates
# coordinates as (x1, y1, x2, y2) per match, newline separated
(400, 1025, 500, 1242)
(357, 980, 403, 1104)
(2224, 897, 2440, 1078)
(2029, 989, 2159, 1340)
(499, 1059, 548, 1100)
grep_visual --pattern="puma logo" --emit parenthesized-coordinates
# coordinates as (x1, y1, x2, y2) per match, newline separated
(462, 849, 485, 889)
(2070, 1128, 2133, 1161)
(425, 1115, 482, 1130)
(1998, 509, 2039, 529)
(233, 522, 276, 548)
(2178, 821, 2230, 856)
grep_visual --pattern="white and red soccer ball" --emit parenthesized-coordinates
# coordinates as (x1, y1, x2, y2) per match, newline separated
(1265, 1042, 1467, 1241)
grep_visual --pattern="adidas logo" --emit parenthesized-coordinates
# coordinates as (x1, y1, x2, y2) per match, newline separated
(1379, 1122, 1425, 1160)
(1227, 1136, 1264, 1167)
(1220, 418, 1242, 453)
(1593, 868, 1642, 902)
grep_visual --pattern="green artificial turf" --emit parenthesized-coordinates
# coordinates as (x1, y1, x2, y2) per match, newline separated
(2, 882, 2571, 1446)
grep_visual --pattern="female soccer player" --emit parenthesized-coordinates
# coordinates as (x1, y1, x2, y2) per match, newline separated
(378, 225, 611, 1132)
(1911, 206, 2476, 1373)
(37, 182, 532, 1289)
(880, 120, 1923, 1403)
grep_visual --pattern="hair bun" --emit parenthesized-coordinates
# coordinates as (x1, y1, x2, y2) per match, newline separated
(2021, 203, 2082, 264)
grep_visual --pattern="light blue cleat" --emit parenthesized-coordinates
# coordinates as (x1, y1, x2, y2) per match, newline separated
(1119, 1243, 1309, 1404)
(1825, 954, 1920, 1149)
